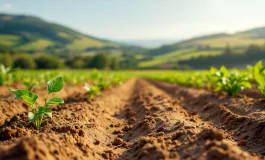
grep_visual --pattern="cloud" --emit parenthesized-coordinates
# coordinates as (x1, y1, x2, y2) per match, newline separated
(2, 3, 12, 9)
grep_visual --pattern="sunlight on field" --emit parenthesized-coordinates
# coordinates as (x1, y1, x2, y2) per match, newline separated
(177, 50, 223, 61)
(139, 48, 223, 67)
(16, 39, 55, 51)
(196, 34, 265, 48)
(57, 32, 73, 39)
(0, 34, 20, 46)
(67, 36, 118, 51)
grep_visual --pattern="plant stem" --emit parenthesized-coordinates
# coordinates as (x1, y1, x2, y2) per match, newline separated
(35, 118, 40, 129)
(37, 93, 50, 129)
(44, 94, 49, 107)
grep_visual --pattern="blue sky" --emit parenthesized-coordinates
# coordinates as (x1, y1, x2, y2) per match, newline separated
(1, 0, 265, 41)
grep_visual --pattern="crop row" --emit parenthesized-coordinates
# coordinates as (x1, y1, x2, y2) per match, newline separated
(2, 68, 127, 129)
(143, 60, 265, 97)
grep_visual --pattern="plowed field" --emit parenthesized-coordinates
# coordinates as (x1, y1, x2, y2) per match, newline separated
(0, 79, 264, 160)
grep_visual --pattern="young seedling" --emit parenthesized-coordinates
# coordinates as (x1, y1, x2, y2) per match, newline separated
(253, 60, 265, 97)
(213, 66, 251, 96)
(206, 67, 218, 90)
(91, 69, 101, 80)
(0, 64, 14, 86)
(193, 73, 206, 88)
(111, 75, 123, 85)
(9, 77, 64, 129)
(23, 78, 38, 92)
(84, 83, 100, 98)
(95, 76, 111, 90)
(72, 76, 85, 85)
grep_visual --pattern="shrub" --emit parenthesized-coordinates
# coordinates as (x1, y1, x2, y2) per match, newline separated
(35, 55, 64, 69)
(89, 53, 110, 69)
(13, 54, 36, 69)
(65, 56, 85, 68)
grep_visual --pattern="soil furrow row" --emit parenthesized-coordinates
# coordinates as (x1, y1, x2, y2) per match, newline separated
(0, 78, 262, 160)
(118, 79, 256, 160)
(148, 79, 265, 158)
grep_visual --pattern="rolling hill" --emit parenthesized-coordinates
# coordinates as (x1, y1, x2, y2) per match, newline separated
(0, 13, 141, 53)
(140, 27, 265, 68)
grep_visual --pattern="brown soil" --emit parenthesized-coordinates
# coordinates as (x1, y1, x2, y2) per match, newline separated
(0, 78, 264, 160)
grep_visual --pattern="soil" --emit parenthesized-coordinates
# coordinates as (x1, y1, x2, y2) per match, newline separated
(0, 78, 265, 160)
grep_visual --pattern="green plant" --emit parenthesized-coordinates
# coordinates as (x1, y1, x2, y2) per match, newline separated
(253, 60, 265, 97)
(72, 76, 85, 85)
(111, 75, 123, 85)
(192, 73, 206, 88)
(91, 69, 101, 80)
(206, 67, 218, 90)
(84, 83, 100, 98)
(213, 66, 251, 96)
(10, 77, 64, 129)
(95, 76, 111, 90)
(0, 64, 14, 85)
(23, 78, 38, 92)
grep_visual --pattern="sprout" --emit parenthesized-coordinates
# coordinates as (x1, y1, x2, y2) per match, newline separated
(253, 60, 265, 97)
(10, 77, 64, 129)
(213, 66, 251, 96)
(84, 83, 100, 98)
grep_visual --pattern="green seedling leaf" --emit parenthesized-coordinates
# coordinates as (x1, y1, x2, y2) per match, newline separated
(84, 83, 100, 98)
(47, 77, 64, 94)
(211, 67, 252, 96)
(37, 106, 52, 118)
(253, 60, 265, 97)
(9, 89, 38, 108)
(10, 76, 64, 130)
(47, 97, 64, 105)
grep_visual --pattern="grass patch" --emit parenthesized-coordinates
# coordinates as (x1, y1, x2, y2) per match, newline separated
(16, 39, 55, 51)
(0, 34, 20, 46)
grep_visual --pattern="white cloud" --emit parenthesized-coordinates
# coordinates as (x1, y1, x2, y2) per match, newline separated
(2, 3, 12, 9)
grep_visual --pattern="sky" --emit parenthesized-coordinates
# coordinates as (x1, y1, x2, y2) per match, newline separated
(1, 0, 265, 41)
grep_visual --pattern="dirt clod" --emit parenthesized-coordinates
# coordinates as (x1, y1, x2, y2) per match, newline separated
(113, 138, 124, 145)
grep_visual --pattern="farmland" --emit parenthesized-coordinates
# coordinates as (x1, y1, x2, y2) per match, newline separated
(0, 62, 265, 160)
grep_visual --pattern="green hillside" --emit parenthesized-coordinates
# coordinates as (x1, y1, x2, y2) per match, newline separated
(140, 28, 265, 68)
(0, 13, 120, 53)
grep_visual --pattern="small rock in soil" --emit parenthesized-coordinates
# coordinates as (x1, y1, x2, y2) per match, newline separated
(113, 138, 124, 145)
(94, 139, 100, 145)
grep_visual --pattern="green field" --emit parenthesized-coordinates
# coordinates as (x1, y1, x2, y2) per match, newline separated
(16, 39, 55, 51)
(139, 48, 224, 68)
(66, 35, 119, 51)
(0, 34, 20, 46)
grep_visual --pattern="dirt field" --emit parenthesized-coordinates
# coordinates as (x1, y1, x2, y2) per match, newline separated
(0, 78, 265, 160)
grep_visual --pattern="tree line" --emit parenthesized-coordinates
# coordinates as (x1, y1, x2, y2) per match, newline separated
(0, 51, 120, 69)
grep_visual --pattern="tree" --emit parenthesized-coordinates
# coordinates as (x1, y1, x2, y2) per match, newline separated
(13, 54, 36, 69)
(245, 44, 262, 55)
(89, 53, 110, 69)
(110, 57, 119, 70)
(65, 56, 85, 68)
(83, 56, 92, 68)
(223, 43, 232, 55)
(35, 55, 64, 69)
(120, 53, 138, 69)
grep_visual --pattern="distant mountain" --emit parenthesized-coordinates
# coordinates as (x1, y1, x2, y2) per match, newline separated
(0, 13, 141, 53)
(145, 27, 265, 56)
(139, 27, 265, 69)
(119, 39, 179, 48)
